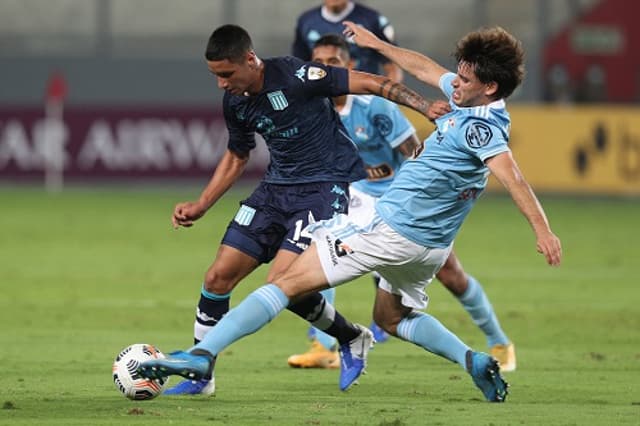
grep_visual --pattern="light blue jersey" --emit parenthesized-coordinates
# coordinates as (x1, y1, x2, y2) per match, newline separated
(376, 72, 512, 248)
(339, 95, 415, 197)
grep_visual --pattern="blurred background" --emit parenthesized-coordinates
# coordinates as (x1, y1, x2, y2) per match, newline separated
(0, 0, 638, 195)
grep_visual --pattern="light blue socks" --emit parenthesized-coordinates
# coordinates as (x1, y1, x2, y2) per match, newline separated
(397, 311, 470, 367)
(458, 276, 509, 347)
(191, 284, 289, 356)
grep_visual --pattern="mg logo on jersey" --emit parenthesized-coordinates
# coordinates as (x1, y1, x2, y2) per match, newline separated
(465, 122, 493, 148)
(267, 91, 288, 111)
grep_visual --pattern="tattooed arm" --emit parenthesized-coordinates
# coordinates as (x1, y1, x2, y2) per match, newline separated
(347, 70, 449, 120)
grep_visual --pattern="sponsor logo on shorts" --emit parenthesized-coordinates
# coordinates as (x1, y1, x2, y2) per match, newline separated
(326, 236, 353, 266)
(326, 235, 339, 266)
(335, 239, 353, 257)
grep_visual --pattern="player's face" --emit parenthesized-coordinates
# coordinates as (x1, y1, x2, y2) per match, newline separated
(323, 0, 349, 14)
(451, 61, 498, 107)
(206, 54, 257, 96)
(311, 45, 350, 69)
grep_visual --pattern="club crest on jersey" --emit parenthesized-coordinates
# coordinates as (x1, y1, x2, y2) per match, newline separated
(373, 114, 393, 136)
(465, 122, 493, 148)
(267, 90, 288, 111)
(307, 66, 327, 80)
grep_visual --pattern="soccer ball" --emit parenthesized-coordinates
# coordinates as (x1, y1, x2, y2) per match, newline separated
(112, 343, 169, 400)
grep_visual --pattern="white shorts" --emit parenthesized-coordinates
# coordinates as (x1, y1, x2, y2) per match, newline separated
(347, 186, 378, 227)
(307, 213, 452, 310)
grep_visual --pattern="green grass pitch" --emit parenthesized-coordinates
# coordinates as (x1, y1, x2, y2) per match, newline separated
(0, 186, 638, 425)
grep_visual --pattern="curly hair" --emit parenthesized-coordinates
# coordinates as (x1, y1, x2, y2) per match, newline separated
(454, 27, 525, 99)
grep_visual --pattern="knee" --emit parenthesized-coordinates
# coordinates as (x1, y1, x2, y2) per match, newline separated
(436, 264, 468, 296)
(372, 310, 399, 335)
(203, 265, 240, 294)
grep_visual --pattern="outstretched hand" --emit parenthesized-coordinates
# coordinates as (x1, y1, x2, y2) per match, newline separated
(343, 21, 382, 50)
(536, 231, 562, 266)
(172, 201, 207, 229)
(426, 100, 451, 122)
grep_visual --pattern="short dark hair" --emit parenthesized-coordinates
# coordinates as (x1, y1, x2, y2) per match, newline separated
(454, 27, 525, 99)
(205, 24, 253, 63)
(313, 33, 351, 60)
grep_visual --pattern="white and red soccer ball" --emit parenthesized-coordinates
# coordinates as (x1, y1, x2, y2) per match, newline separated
(112, 343, 169, 400)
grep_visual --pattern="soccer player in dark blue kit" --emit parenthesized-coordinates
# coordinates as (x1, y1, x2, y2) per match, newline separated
(165, 24, 449, 395)
(293, 0, 402, 82)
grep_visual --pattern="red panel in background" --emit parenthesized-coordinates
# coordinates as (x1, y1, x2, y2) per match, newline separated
(543, 0, 639, 103)
(0, 106, 269, 182)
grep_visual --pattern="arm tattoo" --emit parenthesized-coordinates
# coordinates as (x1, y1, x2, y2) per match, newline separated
(377, 79, 431, 116)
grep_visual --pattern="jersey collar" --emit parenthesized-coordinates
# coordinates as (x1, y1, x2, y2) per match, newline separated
(337, 94, 355, 117)
(321, 1, 355, 23)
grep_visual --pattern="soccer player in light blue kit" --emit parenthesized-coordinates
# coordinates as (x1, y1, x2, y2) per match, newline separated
(287, 34, 516, 373)
(139, 25, 562, 402)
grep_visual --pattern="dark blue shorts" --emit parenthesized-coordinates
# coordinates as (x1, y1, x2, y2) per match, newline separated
(222, 181, 349, 264)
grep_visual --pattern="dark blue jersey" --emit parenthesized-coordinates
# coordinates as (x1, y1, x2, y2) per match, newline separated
(292, 3, 395, 75)
(223, 56, 366, 184)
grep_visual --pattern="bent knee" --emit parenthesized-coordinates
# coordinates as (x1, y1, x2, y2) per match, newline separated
(372, 312, 402, 336)
(203, 267, 242, 294)
(436, 264, 468, 296)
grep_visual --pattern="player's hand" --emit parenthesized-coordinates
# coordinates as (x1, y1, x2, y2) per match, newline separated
(172, 201, 206, 229)
(343, 21, 381, 50)
(536, 230, 562, 266)
(426, 100, 451, 122)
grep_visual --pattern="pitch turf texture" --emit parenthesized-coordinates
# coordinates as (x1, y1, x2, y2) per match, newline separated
(1, 187, 638, 425)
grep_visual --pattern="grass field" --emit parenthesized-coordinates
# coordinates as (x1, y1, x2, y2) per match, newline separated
(0, 186, 639, 425)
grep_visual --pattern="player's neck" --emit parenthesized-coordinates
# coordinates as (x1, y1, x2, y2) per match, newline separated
(321, 2, 354, 22)
(245, 57, 265, 96)
(333, 95, 347, 110)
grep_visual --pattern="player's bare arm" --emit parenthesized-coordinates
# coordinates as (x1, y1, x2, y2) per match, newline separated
(172, 149, 250, 229)
(486, 151, 562, 266)
(395, 134, 421, 158)
(348, 70, 434, 119)
(343, 20, 448, 88)
(382, 61, 403, 83)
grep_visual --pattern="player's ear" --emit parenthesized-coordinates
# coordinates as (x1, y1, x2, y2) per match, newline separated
(246, 50, 258, 68)
(485, 81, 498, 98)
(348, 59, 356, 71)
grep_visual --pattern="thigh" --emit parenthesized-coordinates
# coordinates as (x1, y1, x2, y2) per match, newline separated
(435, 249, 469, 296)
(266, 249, 299, 282)
(204, 244, 260, 293)
(273, 243, 333, 301)
(372, 287, 412, 333)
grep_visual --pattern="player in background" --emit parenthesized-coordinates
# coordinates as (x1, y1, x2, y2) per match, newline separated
(286, 34, 516, 373)
(138, 25, 562, 402)
(293, 0, 403, 82)
(163, 24, 449, 396)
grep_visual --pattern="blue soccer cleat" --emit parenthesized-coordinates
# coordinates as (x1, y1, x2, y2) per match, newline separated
(137, 351, 212, 382)
(466, 351, 509, 402)
(163, 378, 216, 396)
(338, 324, 375, 391)
(369, 321, 389, 344)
